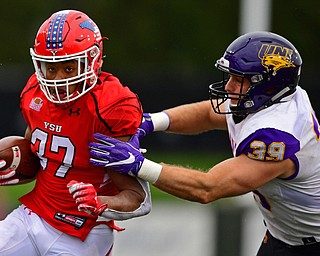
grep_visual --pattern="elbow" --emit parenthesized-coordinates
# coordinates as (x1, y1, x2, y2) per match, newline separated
(195, 179, 219, 204)
(196, 191, 217, 204)
(142, 201, 152, 216)
(131, 192, 148, 211)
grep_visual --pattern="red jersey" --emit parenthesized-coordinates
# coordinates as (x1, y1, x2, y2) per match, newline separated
(19, 72, 142, 240)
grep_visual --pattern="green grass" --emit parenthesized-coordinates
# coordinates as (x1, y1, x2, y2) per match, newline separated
(2, 182, 35, 197)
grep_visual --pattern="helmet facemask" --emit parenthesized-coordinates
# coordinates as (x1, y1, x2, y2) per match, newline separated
(31, 45, 100, 104)
(30, 10, 105, 104)
(209, 58, 256, 116)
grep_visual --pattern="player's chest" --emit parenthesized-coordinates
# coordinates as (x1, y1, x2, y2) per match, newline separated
(27, 98, 94, 134)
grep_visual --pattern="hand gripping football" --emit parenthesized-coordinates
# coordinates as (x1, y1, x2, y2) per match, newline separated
(0, 136, 40, 184)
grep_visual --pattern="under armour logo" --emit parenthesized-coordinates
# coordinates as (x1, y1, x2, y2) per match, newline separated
(68, 108, 80, 116)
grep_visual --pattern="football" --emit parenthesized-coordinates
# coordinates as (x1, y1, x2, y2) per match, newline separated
(0, 136, 40, 184)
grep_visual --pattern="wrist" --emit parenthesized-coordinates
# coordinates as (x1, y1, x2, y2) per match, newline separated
(96, 198, 109, 216)
(138, 159, 162, 183)
(150, 112, 170, 131)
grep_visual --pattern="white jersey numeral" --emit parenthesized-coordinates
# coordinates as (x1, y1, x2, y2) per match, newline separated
(31, 128, 75, 178)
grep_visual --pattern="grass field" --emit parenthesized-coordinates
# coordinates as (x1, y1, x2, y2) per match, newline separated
(0, 151, 231, 208)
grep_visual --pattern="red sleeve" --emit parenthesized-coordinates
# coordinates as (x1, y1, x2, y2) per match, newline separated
(101, 98, 142, 136)
(93, 73, 143, 137)
(20, 74, 39, 128)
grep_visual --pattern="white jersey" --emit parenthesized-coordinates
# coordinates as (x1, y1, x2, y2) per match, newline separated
(226, 86, 320, 246)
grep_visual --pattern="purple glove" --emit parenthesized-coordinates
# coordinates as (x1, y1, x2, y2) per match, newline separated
(136, 113, 154, 139)
(89, 133, 144, 176)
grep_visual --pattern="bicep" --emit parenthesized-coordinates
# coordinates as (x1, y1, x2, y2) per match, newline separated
(166, 100, 227, 134)
(208, 154, 296, 199)
(98, 99, 142, 136)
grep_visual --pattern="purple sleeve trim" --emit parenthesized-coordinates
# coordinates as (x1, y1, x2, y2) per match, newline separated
(236, 128, 300, 179)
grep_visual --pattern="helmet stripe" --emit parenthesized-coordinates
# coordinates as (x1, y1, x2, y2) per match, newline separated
(46, 13, 67, 49)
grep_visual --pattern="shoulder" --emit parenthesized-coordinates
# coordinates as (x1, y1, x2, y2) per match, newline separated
(91, 72, 141, 110)
(89, 72, 140, 109)
(20, 74, 45, 108)
(231, 101, 304, 160)
(20, 74, 39, 96)
(88, 72, 142, 135)
(233, 92, 310, 140)
(236, 127, 300, 161)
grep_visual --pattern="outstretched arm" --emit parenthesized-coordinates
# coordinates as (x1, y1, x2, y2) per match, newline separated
(138, 100, 227, 138)
(165, 100, 227, 133)
(89, 134, 296, 203)
(153, 155, 295, 203)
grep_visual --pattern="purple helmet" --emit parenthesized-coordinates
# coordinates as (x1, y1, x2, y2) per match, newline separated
(209, 31, 302, 116)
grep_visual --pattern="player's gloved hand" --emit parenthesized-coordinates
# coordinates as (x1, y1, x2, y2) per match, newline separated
(0, 160, 19, 185)
(136, 113, 154, 139)
(67, 180, 108, 216)
(89, 133, 144, 176)
(136, 112, 170, 139)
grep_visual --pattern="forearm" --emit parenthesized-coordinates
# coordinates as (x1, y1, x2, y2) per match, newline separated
(152, 163, 216, 203)
(142, 157, 259, 203)
(99, 189, 145, 212)
(68, 175, 150, 219)
(101, 178, 152, 220)
(165, 100, 227, 134)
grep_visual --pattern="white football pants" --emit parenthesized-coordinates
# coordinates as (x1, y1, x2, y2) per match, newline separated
(0, 205, 114, 255)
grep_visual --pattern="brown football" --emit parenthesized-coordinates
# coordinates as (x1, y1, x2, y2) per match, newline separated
(0, 136, 40, 184)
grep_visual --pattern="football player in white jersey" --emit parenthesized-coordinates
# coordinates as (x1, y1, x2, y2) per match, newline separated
(89, 31, 320, 255)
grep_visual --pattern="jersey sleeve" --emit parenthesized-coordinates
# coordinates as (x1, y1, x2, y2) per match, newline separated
(100, 98, 142, 136)
(93, 74, 143, 137)
(19, 74, 38, 129)
(236, 128, 300, 161)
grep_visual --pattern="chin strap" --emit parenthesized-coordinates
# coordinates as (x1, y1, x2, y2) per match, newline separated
(255, 86, 295, 112)
(269, 86, 292, 104)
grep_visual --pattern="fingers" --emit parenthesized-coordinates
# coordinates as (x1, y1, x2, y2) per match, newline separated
(78, 204, 96, 214)
(0, 159, 18, 185)
(89, 157, 109, 167)
(67, 180, 79, 188)
(0, 160, 7, 168)
(93, 133, 117, 146)
(89, 148, 110, 159)
(127, 135, 140, 150)
(88, 141, 111, 149)
(0, 169, 16, 179)
(67, 180, 92, 196)
(136, 128, 147, 138)
(0, 178, 19, 185)
(75, 195, 91, 204)
(67, 180, 103, 215)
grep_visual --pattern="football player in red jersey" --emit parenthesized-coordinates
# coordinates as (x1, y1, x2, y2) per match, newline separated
(0, 10, 151, 255)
